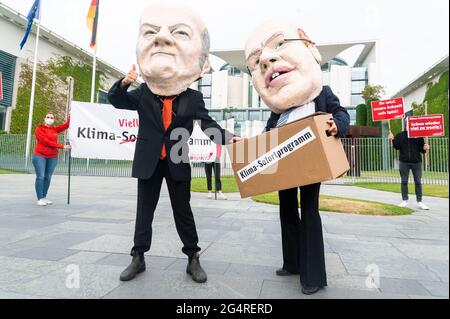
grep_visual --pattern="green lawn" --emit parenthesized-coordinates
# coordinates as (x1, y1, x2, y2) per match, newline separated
(191, 177, 413, 216)
(356, 170, 448, 181)
(0, 169, 20, 174)
(191, 176, 239, 193)
(355, 183, 449, 198)
(252, 193, 413, 216)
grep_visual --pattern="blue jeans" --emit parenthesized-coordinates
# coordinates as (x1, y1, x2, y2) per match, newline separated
(32, 155, 58, 200)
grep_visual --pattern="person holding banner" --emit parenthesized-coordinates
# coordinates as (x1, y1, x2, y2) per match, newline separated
(389, 129, 430, 210)
(32, 113, 71, 206)
(108, 4, 237, 284)
(205, 145, 227, 200)
(245, 19, 350, 295)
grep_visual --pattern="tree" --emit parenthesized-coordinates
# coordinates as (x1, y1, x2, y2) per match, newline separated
(362, 84, 385, 103)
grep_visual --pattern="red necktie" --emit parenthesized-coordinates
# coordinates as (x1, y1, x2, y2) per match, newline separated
(160, 97, 176, 160)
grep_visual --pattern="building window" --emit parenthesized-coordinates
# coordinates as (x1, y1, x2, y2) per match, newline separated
(0, 50, 17, 108)
(347, 108, 357, 125)
(351, 94, 365, 106)
(97, 90, 110, 104)
(0, 106, 6, 131)
(200, 86, 211, 98)
(198, 73, 212, 109)
(248, 83, 253, 108)
(351, 80, 367, 94)
(321, 57, 348, 72)
(350, 67, 368, 106)
(220, 64, 242, 77)
(200, 73, 212, 86)
(352, 67, 367, 81)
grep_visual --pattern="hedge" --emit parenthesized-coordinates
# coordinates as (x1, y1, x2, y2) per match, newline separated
(355, 103, 367, 126)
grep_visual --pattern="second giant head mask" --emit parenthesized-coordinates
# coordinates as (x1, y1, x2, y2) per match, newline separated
(137, 4, 211, 96)
(245, 19, 323, 114)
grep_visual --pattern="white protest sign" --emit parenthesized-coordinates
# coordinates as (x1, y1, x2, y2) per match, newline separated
(69, 102, 138, 160)
(69, 102, 219, 162)
(188, 122, 218, 163)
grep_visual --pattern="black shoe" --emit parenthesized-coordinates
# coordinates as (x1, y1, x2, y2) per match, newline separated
(120, 252, 146, 282)
(275, 268, 298, 276)
(301, 285, 323, 295)
(186, 253, 207, 283)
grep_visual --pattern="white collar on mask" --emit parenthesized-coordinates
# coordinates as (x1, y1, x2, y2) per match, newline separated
(277, 102, 316, 127)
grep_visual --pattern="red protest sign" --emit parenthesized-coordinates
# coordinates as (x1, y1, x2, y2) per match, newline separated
(407, 115, 445, 138)
(371, 98, 405, 121)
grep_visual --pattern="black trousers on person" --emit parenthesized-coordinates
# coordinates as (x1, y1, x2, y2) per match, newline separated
(399, 161, 423, 202)
(132, 160, 201, 257)
(278, 183, 327, 287)
(204, 162, 222, 191)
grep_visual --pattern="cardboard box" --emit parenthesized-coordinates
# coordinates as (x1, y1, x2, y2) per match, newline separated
(226, 113, 350, 198)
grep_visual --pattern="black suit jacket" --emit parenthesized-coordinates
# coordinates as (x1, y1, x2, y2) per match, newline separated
(264, 86, 350, 137)
(108, 80, 234, 181)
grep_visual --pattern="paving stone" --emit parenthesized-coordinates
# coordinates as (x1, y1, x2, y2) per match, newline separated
(0, 174, 447, 299)
(104, 270, 263, 299)
(418, 281, 449, 298)
(379, 277, 431, 296)
(167, 258, 231, 275)
(2, 264, 123, 299)
(60, 251, 111, 264)
(11, 247, 78, 261)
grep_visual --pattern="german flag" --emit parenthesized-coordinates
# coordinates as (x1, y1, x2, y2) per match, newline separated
(86, 0, 100, 49)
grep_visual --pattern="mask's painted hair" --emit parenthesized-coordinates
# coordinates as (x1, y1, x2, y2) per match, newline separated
(199, 28, 210, 69)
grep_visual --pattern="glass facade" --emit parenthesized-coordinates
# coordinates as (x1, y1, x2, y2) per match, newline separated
(351, 67, 368, 106)
(97, 90, 110, 104)
(220, 64, 242, 76)
(351, 94, 365, 106)
(0, 50, 17, 108)
(321, 57, 348, 72)
(347, 107, 357, 125)
(352, 67, 367, 80)
(0, 106, 6, 131)
(198, 73, 212, 109)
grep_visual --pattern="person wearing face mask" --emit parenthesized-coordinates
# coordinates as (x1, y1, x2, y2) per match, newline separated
(32, 113, 71, 206)
(245, 19, 350, 295)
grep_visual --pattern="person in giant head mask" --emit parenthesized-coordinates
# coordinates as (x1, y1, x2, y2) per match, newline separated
(245, 19, 350, 295)
(108, 3, 238, 284)
(32, 113, 71, 206)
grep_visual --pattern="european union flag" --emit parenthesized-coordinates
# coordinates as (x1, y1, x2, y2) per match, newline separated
(19, 0, 41, 50)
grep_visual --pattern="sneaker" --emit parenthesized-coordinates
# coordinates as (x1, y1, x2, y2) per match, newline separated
(398, 201, 408, 208)
(218, 191, 227, 200)
(207, 192, 212, 199)
(418, 202, 430, 210)
(42, 198, 53, 205)
(37, 199, 48, 206)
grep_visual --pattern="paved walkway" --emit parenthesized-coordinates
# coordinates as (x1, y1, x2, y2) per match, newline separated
(0, 174, 448, 299)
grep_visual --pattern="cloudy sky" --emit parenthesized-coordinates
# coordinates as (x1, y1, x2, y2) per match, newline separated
(2, 0, 449, 96)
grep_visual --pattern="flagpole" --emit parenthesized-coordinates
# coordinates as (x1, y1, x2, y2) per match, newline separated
(25, 2, 42, 167)
(88, 8, 99, 171)
(90, 47, 97, 103)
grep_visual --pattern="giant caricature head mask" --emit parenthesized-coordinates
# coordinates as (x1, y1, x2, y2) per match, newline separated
(137, 4, 211, 96)
(245, 19, 323, 114)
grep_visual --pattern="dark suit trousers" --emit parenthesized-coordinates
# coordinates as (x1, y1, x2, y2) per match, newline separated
(204, 162, 222, 191)
(132, 160, 201, 257)
(278, 183, 327, 287)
